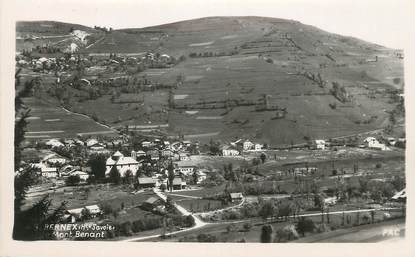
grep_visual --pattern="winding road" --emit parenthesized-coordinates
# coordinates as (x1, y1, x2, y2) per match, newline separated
(120, 190, 402, 242)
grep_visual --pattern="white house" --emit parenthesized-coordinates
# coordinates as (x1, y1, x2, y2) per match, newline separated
(45, 139, 64, 148)
(105, 151, 141, 177)
(44, 154, 67, 165)
(229, 192, 244, 202)
(176, 165, 196, 176)
(391, 188, 406, 201)
(243, 140, 254, 151)
(196, 170, 207, 184)
(69, 170, 89, 181)
(41, 166, 58, 178)
(179, 152, 190, 161)
(315, 140, 326, 150)
(221, 145, 239, 156)
(89, 143, 105, 151)
(364, 137, 388, 151)
(86, 138, 99, 147)
(254, 143, 263, 151)
(66, 205, 101, 221)
(141, 141, 152, 148)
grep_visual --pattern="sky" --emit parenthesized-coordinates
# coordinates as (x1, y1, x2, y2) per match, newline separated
(12, 0, 415, 49)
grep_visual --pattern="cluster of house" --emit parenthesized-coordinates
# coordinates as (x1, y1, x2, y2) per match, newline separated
(44, 137, 128, 153)
(221, 139, 264, 156)
(30, 152, 91, 181)
(277, 166, 318, 177)
(16, 49, 175, 73)
(104, 149, 207, 191)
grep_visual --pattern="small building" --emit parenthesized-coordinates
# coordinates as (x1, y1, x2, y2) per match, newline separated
(195, 170, 207, 184)
(315, 140, 326, 150)
(89, 143, 105, 151)
(243, 140, 254, 151)
(254, 144, 263, 151)
(137, 177, 157, 188)
(172, 177, 186, 190)
(44, 154, 67, 165)
(179, 152, 190, 161)
(85, 204, 101, 216)
(66, 205, 101, 221)
(391, 189, 406, 202)
(142, 196, 164, 211)
(221, 145, 240, 156)
(40, 166, 58, 178)
(86, 138, 99, 147)
(229, 192, 243, 202)
(161, 149, 174, 157)
(364, 137, 388, 151)
(45, 139, 64, 148)
(141, 141, 152, 148)
(69, 170, 89, 181)
(386, 137, 397, 146)
(147, 150, 160, 161)
(176, 165, 196, 176)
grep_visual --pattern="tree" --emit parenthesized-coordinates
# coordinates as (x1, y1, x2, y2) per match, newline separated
(108, 165, 121, 184)
(81, 207, 92, 221)
(260, 225, 274, 243)
(296, 217, 315, 237)
(260, 153, 266, 164)
(88, 154, 107, 180)
(208, 139, 221, 155)
(278, 203, 293, 221)
(167, 161, 175, 192)
(123, 169, 134, 184)
(65, 175, 81, 186)
(258, 201, 276, 220)
(275, 224, 299, 242)
(243, 223, 252, 231)
(14, 73, 66, 240)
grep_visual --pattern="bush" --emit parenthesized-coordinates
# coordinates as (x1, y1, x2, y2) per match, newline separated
(118, 221, 132, 236)
(65, 175, 81, 186)
(275, 224, 299, 242)
(197, 233, 217, 242)
(315, 223, 331, 233)
(243, 223, 252, 232)
(296, 217, 315, 237)
(226, 224, 237, 233)
(260, 225, 274, 243)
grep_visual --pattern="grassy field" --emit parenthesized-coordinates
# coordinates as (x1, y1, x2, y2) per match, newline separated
(177, 199, 225, 212)
(16, 17, 404, 146)
(22, 97, 117, 140)
(167, 208, 404, 242)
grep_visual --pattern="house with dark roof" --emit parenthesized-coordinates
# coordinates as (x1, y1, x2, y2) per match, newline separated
(141, 196, 164, 211)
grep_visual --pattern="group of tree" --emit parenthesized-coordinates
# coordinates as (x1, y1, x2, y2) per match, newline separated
(14, 70, 67, 240)
(188, 49, 239, 58)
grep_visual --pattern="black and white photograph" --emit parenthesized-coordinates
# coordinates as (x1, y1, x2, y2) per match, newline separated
(1, 0, 414, 254)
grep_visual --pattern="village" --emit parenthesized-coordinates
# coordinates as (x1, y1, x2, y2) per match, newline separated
(13, 18, 406, 243)
(19, 129, 406, 242)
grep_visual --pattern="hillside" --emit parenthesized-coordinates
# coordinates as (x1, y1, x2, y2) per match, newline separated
(16, 17, 405, 145)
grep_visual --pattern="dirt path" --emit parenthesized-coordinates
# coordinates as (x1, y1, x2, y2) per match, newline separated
(61, 106, 118, 134)
(121, 189, 207, 242)
(120, 203, 402, 242)
(85, 36, 105, 49)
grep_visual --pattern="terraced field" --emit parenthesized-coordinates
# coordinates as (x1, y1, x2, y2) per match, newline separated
(16, 17, 404, 145)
